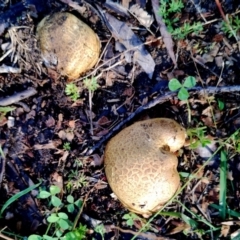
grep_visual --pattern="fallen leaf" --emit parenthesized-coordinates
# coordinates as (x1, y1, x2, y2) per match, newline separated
(168, 221, 190, 235)
(33, 140, 61, 150)
(65, 131, 74, 142)
(97, 116, 110, 126)
(220, 224, 230, 237)
(129, 4, 153, 28)
(90, 154, 103, 167)
(151, 0, 176, 66)
(50, 172, 63, 197)
(103, 12, 155, 79)
(45, 116, 55, 127)
(58, 129, 74, 142)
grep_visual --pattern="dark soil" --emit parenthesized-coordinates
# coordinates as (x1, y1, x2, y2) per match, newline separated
(1, 0, 240, 239)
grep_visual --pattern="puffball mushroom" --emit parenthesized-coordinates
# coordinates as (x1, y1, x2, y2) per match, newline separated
(37, 12, 101, 80)
(104, 118, 186, 217)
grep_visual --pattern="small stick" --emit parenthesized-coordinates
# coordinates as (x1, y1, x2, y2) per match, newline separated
(0, 147, 7, 186)
(0, 87, 37, 106)
(86, 85, 240, 155)
(111, 225, 172, 240)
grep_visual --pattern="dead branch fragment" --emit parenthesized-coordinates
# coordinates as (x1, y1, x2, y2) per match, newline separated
(0, 87, 37, 106)
(87, 85, 240, 155)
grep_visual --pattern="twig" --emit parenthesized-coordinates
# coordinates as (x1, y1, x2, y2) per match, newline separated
(89, 89, 93, 135)
(215, 0, 239, 43)
(86, 85, 240, 155)
(0, 232, 14, 240)
(0, 233, 14, 240)
(215, 0, 226, 21)
(111, 225, 173, 240)
(72, 185, 95, 229)
(0, 87, 37, 106)
(0, 146, 6, 186)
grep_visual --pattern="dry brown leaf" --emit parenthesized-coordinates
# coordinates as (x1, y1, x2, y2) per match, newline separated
(129, 4, 153, 28)
(97, 116, 110, 126)
(58, 130, 66, 140)
(50, 172, 64, 197)
(168, 221, 190, 235)
(65, 131, 74, 142)
(58, 0, 86, 14)
(33, 140, 61, 150)
(104, 0, 130, 17)
(90, 154, 103, 167)
(45, 116, 55, 128)
(58, 129, 74, 142)
(68, 120, 75, 129)
(220, 224, 230, 237)
(104, 12, 155, 79)
(105, 71, 116, 86)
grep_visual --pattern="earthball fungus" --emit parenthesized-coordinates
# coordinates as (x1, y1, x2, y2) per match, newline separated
(37, 12, 101, 80)
(104, 118, 186, 217)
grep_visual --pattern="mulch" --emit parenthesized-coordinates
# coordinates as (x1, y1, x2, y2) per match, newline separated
(0, 0, 240, 239)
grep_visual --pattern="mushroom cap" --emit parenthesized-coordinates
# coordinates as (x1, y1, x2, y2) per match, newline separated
(37, 12, 101, 79)
(104, 118, 186, 216)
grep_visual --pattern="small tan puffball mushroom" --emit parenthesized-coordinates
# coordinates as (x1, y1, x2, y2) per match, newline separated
(104, 118, 186, 217)
(37, 12, 101, 80)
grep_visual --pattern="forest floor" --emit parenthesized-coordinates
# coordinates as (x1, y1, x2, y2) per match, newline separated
(1, 0, 240, 239)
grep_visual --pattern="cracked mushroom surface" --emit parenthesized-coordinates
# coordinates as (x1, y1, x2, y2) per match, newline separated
(104, 118, 186, 217)
(37, 12, 101, 80)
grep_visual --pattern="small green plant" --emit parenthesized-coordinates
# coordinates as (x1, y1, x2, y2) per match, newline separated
(187, 126, 212, 149)
(159, 0, 183, 20)
(65, 83, 80, 101)
(63, 142, 71, 151)
(83, 77, 99, 135)
(83, 77, 99, 92)
(73, 158, 83, 168)
(221, 15, 240, 39)
(172, 22, 203, 40)
(159, 0, 203, 39)
(228, 130, 240, 153)
(0, 106, 15, 120)
(66, 195, 82, 213)
(217, 99, 225, 111)
(123, 212, 141, 227)
(168, 76, 196, 100)
(94, 224, 106, 240)
(66, 171, 88, 192)
(168, 76, 196, 123)
(28, 186, 86, 240)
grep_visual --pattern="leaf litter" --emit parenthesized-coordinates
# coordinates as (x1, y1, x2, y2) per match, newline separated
(0, 0, 240, 239)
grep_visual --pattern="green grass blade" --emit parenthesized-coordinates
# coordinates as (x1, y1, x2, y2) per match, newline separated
(227, 208, 240, 218)
(181, 213, 198, 229)
(158, 211, 181, 218)
(219, 150, 227, 219)
(0, 181, 42, 217)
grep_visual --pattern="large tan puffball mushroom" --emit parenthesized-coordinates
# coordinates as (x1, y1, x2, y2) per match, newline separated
(104, 118, 186, 217)
(37, 12, 101, 80)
